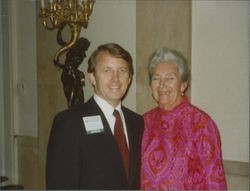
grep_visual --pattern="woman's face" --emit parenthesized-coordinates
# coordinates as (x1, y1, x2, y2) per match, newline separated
(151, 62, 188, 110)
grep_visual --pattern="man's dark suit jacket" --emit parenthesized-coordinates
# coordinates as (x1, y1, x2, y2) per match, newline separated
(46, 97, 144, 190)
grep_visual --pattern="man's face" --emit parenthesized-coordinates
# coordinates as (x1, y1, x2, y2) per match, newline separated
(88, 51, 131, 107)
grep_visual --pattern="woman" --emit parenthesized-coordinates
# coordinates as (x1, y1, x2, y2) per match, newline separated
(140, 48, 227, 190)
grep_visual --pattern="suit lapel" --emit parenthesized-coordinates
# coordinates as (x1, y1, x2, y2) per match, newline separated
(84, 97, 113, 136)
(84, 98, 130, 186)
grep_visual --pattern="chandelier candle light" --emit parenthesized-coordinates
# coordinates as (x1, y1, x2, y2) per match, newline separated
(39, 0, 95, 63)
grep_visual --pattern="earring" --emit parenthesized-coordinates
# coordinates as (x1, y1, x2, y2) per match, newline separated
(181, 92, 185, 96)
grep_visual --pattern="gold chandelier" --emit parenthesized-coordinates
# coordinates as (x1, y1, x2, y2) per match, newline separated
(39, 0, 95, 63)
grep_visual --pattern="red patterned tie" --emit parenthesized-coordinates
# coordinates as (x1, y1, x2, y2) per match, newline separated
(113, 109, 129, 178)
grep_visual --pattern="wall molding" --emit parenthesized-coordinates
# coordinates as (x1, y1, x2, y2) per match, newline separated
(223, 160, 249, 176)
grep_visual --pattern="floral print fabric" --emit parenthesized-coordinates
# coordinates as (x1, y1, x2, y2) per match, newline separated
(141, 98, 227, 190)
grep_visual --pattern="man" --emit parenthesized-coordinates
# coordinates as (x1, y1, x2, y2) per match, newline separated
(46, 43, 144, 189)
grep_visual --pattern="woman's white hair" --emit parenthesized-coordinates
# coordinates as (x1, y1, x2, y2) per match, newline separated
(148, 47, 190, 83)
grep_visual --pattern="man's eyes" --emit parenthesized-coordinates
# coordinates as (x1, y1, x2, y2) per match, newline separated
(104, 68, 111, 73)
(103, 68, 129, 73)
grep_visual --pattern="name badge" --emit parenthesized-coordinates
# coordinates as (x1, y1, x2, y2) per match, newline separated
(82, 115, 105, 134)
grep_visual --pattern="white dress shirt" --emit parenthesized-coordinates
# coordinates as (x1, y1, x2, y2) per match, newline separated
(93, 94, 129, 146)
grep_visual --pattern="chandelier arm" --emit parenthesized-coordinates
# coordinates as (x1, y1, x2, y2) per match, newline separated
(56, 23, 68, 47)
(40, 0, 95, 107)
(54, 24, 81, 64)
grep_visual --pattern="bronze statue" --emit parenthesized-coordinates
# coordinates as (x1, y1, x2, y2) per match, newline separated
(54, 24, 90, 107)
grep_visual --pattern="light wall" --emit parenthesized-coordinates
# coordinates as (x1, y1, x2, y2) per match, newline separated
(0, 0, 4, 177)
(79, 0, 137, 111)
(191, 1, 249, 162)
(12, 0, 38, 137)
(3, 0, 249, 188)
(136, 0, 191, 114)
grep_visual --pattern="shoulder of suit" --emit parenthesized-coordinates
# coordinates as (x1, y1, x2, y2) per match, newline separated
(122, 106, 143, 118)
(54, 102, 86, 120)
(54, 97, 98, 120)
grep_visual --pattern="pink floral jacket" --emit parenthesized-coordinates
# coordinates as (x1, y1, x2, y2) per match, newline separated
(141, 98, 227, 190)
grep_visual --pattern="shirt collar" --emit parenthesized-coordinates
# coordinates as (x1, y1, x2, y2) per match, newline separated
(93, 94, 122, 119)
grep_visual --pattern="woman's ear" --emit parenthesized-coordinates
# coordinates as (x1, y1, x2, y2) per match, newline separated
(181, 81, 188, 93)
